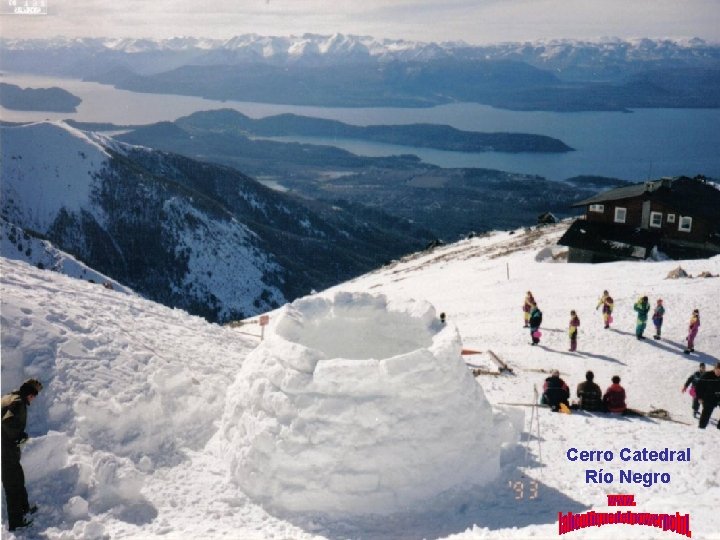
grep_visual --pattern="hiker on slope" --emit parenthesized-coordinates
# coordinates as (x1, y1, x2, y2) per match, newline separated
(682, 362, 706, 418)
(529, 304, 543, 346)
(652, 298, 665, 340)
(633, 296, 651, 340)
(684, 309, 700, 354)
(596, 290, 614, 329)
(568, 310, 580, 352)
(2, 379, 43, 532)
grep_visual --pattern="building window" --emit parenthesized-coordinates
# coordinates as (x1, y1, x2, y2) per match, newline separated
(614, 207, 627, 224)
(650, 211, 663, 228)
(589, 204, 604, 213)
(667, 213, 676, 223)
(678, 216, 692, 232)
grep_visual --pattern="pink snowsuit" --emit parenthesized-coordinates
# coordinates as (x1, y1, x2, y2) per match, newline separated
(687, 314, 700, 349)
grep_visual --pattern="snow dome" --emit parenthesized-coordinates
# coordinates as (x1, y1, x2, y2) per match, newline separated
(216, 291, 518, 516)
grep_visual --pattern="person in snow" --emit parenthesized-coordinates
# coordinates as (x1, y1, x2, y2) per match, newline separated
(541, 369, 570, 411)
(695, 361, 720, 430)
(576, 370, 603, 411)
(652, 298, 665, 340)
(682, 362, 706, 418)
(529, 304, 543, 345)
(633, 296, 651, 340)
(596, 290, 614, 329)
(603, 375, 627, 414)
(522, 292, 535, 328)
(2, 378, 42, 532)
(684, 309, 700, 354)
(568, 310, 580, 352)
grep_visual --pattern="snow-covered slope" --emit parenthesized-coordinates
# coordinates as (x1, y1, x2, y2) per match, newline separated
(0, 121, 109, 232)
(0, 218, 128, 291)
(0, 121, 286, 322)
(1, 121, 427, 323)
(1, 223, 719, 539)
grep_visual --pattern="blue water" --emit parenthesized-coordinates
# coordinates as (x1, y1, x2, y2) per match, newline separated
(2, 72, 718, 182)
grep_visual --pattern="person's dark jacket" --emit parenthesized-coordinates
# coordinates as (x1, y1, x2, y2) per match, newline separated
(542, 376, 569, 407)
(695, 370, 720, 402)
(683, 370, 704, 392)
(577, 380, 603, 411)
(529, 307, 543, 330)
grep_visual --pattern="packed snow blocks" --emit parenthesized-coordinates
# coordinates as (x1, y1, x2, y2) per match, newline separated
(216, 291, 518, 516)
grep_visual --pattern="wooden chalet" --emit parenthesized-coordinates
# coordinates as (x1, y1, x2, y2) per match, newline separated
(559, 176, 720, 262)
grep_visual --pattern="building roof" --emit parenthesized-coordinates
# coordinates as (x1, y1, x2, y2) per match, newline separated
(572, 183, 649, 207)
(572, 177, 720, 225)
(558, 219, 661, 254)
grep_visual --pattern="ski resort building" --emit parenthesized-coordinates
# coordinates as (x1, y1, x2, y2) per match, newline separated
(559, 176, 720, 262)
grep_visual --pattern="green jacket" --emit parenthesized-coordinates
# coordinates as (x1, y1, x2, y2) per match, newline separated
(634, 300, 650, 322)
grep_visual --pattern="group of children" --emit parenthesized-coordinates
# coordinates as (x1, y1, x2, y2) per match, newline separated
(522, 290, 702, 354)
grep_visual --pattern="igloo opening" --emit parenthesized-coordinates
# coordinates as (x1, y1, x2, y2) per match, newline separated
(274, 293, 434, 360)
(215, 291, 519, 517)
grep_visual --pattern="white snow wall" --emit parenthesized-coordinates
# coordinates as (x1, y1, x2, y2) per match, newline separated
(216, 292, 518, 516)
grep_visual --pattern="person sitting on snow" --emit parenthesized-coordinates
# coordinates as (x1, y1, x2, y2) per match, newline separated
(541, 369, 570, 412)
(576, 370, 603, 411)
(603, 375, 627, 414)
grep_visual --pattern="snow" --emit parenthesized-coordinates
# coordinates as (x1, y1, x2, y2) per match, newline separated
(0, 122, 109, 232)
(213, 292, 517, 516)
(1, 222, 720, 539)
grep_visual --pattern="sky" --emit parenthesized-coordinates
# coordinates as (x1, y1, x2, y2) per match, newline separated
(1, 0, 719, 44)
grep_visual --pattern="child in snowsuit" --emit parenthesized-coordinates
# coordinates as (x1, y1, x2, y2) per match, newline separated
(652, 299, 665, 340)
(684, 309, 700, 354)
(633, 296, 650, 339)
(568, 310, 580, 352)
(529, 305, 542, 345)
(603, 375, 627, 413)
(596, 290, 614, 329)
(523, 292, 534, 328)
(682, 362, 706, 418)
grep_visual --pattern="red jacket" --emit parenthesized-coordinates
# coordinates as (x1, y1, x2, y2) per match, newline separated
(603, 383, 626, 413)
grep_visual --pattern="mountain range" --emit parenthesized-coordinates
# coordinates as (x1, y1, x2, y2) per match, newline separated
(2, 35, 719, 110)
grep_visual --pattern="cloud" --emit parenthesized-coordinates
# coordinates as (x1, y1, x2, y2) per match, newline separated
(3, 0, 719, 43)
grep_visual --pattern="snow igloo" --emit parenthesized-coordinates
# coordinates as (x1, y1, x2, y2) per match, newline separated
(216, 291, 518, 516)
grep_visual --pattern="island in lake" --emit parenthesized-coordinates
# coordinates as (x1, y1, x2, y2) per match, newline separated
(0, 83, 82, 112)
(176, 109, 574, 154)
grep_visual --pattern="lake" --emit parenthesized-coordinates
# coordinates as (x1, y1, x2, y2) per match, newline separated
(2, 72, 719, 182)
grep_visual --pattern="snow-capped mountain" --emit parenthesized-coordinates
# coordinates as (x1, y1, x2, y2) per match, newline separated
(1, 223, 718, 539)
(2, 34, 716, 69)
(0, 121, 425, 322)
(3, 34, 717, 109)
